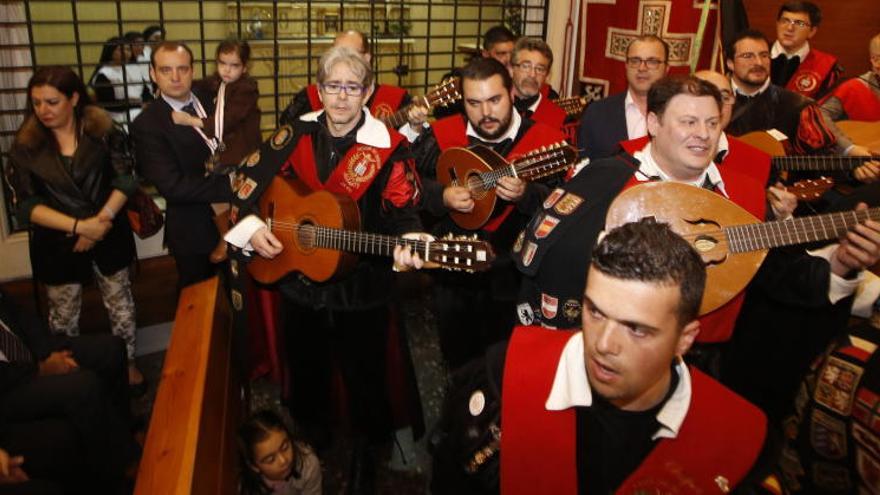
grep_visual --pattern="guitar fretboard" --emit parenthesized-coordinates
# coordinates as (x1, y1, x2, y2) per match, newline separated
(725, 207, 880, 253)
(382, 95, 429, 129)
(473, 144, 573, 189)
(771, 155, 873, 172)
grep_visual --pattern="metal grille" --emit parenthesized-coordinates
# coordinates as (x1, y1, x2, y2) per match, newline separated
(0, 0, 548, 234)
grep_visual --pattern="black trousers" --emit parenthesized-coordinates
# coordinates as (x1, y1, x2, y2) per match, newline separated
(0, 419, 76, 495)
(0, 335, 135, 494)
(431, 262, 519, 370)
(172, 252, 217, 289)
(284, 304, 393, 444)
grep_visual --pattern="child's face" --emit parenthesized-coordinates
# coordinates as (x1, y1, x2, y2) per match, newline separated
(250, 429, 295, 481)
(217, 51, 245, 84)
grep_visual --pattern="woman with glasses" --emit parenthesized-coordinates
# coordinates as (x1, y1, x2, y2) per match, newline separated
(8, 66, 145, 391)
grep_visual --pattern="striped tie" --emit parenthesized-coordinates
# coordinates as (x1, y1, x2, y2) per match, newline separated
(0, 318, 33, 364)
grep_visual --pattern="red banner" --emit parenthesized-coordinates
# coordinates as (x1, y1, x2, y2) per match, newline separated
(579, 0, 720, 98)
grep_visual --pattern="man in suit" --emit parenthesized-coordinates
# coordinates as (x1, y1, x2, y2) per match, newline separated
(0, 290, 137, 494)
(132, 41, 234, 287)
(577, 35, 669, 161)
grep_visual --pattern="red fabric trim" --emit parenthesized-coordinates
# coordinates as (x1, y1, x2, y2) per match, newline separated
(501, 326, 578, 495)
(785, 49, 838, 99)
(288, 131, 405, 201)
(306, 84, 321, 111)
(540, 83, 551, 98)
(432, 115, 470, 151)
(530, 97, 567, 130)
(382, 159, 418, 208)
(831, 78, 880, 121)
(370, 85, 408, 120)
(502, 326, 767, 494)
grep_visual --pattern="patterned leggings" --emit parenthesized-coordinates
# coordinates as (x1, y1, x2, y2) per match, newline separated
(45, 265, 137, 361)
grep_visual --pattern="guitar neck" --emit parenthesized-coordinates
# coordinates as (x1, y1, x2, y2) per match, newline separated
(771, 155, 872, 172)
(312, 225, 424, 257)
(381, 96, 428, 129)
(476, 145, 574, 188)
(724, 207, 880, 253)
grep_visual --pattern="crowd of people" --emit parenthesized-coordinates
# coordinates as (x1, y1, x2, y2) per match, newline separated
(2, 0, 880, 493)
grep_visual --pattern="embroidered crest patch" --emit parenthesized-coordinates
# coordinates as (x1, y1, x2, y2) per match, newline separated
(809, 409, 847, 460)
(512, 230, 525, 253)
(245, 150, 261, 167)
(237, 178, 258, 200)
(541, 293, 558, 320)
(270, 125, 293, 150)
(373, 103, 394, 120)
(521, 241, 537, 267)
(517, 302, 534, 325)
(795, 72, 820, 94)
(553, 193, 583, 215)
(343, 148, 381, 192)
(543, 188, 565, 209)
(534, 214, 560, 239)
(815, 356, 864, 415)
(562, 299, 581, 322)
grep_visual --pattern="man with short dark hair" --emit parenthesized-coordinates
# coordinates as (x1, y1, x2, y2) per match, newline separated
(431, 218, 771, 493)
(480, 25, 517, 70)
(411, 56, 569, 368)
(510, 37, 566, 130)
(132, 41, 233, 287)
(577, 35, 669, 160)
(770, 1, 841, 99)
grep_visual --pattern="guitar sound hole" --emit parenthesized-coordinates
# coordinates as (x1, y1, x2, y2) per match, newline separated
(297, 223, 317, 250)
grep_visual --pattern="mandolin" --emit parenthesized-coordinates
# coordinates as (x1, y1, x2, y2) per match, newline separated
(551, 95, 590, 118)
(381, 77, 461, 129)
(605, 181, 879, 315)
(436, 142, 579, 230)
(247, 176, 495, 284)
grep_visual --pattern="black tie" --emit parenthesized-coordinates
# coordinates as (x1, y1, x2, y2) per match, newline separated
(0, 319, 33, 364)
(181, 102, 197, 116)
(469, 136, 513, 155)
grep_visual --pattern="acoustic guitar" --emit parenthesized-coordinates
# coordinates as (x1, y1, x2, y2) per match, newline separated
(381, 77, 461, 129)
(836, 120, 880, 151)
(552, 95, 590, 118)
(247, 177, 496, 284)
(605, 181, 878, 315)
(436, 142, 579, 230)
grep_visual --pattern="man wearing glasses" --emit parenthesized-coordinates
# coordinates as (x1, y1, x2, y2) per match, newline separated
(225, 46, 426, 491)
(726, 29, 879, 176)
(577, 35, 669, 161)
(279, 30, 426, 132)
(510, 37, 566, 130)
(770, 1, 841, 99)
(410, 57, 568, 369)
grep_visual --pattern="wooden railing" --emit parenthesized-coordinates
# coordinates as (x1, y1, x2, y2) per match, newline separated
(135, 276, 240, 494)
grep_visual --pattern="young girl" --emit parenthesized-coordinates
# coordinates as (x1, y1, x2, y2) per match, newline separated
(172, 38, 261, 262)
(238, 410, 322, 495)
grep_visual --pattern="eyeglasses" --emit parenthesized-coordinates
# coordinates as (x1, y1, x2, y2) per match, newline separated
(777, 17, 811, 29)
(734, 51, 771, 61)
(625, 57, 665, 69)
(513, 62, 548, 75)
(320, 83, 366, 96)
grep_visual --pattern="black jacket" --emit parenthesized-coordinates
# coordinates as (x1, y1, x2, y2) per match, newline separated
(9, 106, 137, 284)
(131, 92, 233, 255)
(577, 91, 628, 161)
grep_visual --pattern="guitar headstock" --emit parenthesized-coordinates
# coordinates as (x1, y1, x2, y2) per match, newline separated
(427, 234, 495, 272)
(427, 77, 462, 109)
(787, 177, 834, 202)
(554, 95, 589, 117)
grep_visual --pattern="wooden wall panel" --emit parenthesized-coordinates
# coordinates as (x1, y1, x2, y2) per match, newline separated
(743, 0, 879, 82)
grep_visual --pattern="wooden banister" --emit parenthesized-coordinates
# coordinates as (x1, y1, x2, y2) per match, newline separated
(134, 276, 240, 494)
